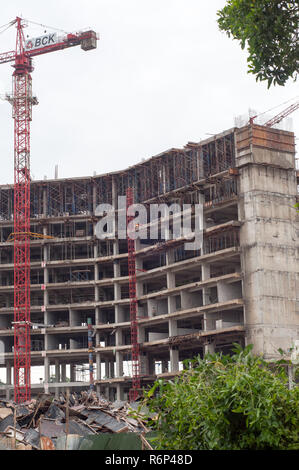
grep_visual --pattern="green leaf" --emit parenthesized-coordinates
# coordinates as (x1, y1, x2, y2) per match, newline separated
(217, 0, 298, 87)
(147, 381, 159, 398)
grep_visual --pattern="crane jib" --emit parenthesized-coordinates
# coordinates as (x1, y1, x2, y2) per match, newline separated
(25, 33, 57, 51)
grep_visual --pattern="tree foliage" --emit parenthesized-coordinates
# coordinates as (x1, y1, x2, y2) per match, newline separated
(217, 0, 299, 87)
(140, 345, 299, 450)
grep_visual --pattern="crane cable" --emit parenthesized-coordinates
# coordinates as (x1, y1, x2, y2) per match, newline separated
(24, 18, 69, 34)
(0, 20, 16, 36)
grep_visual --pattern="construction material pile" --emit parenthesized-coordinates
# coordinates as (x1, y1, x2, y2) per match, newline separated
(0, 392, 149, 450)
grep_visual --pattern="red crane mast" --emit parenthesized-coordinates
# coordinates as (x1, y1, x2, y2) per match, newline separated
(0, 17, 98, 402)
(126, 187, 141, 401)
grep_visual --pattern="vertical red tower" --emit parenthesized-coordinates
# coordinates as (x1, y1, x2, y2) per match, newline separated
(13, 17, 32, 403)
(126, 187, 141, 401)
(0, 16, 98, 403)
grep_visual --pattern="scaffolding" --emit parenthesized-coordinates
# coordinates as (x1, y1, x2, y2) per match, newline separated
(0, 130, 237, 221)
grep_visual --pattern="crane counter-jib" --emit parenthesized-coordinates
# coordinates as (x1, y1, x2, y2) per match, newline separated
(25, 30, 98, 56)
(0, 29, 98, 65)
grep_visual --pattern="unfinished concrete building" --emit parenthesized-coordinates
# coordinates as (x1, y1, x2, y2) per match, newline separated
(0, 123, 298, 401)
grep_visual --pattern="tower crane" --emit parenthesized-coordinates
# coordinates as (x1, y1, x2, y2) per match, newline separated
(263, 101, 299, 128)
(0, 17, 98, 403)
(249, 99, 299, 127)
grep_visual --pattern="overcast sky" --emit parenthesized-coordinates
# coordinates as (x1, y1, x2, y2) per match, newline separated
(0, 0, 298, 185)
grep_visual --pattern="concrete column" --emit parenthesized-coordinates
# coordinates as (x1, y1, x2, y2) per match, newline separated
(114, 282, 121, 301)
(167, 271, 175, 289)
(169, 319, 178, 337)
(148, 357, 155, 376)
(109, 361, 115, 378)
(95, 332, 100, 352)
(166, 249, 175, 265)
(168, 295, 176, 314)
(202, 262, 211, 334)
(6, 362, 12, 385)
(115, 329, 122, 346)
(169, 347, 179, 372)
(136, 280, 143, 299)
(5, 362, 12, 399)
(44, 356, 50, 394)
(61, 363, 66, 382)
(70, 363, 76, 382)
(202, 263, 211, 306)
(55, 360, 60, 382)
(104, 359, 109, 378)
(204, 341, 215, 355)
(42, 226, 49, 335)
(94, 264, 99, 284)
(204, 312, 215, 331)
(166, 252, 176, 315)
(95, 307, 100, 324)
(113, 237, 119, 256)
(96, 353, 101, 381)
(115, 351, 123, 377)
(113, 260, 120, 277)
(115, 305, 124, 323)
(116, 384, 123, 401)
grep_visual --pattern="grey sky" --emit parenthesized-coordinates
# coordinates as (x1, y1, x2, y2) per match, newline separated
(0, 0, 298, 185)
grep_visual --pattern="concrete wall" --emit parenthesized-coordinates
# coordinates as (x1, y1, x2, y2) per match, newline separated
(236, 127, 298, 358)
(181, 291, 202, 309)
(217, 281, 242, 302)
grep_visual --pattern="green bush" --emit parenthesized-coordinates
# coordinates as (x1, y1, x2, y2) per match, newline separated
(141, 345, 299, 450)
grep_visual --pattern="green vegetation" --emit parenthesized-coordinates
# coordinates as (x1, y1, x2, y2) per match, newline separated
(217, 0, 299, 87)
(140, 345, 299, 450)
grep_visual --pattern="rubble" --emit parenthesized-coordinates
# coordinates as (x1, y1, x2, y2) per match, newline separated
(0, 392, 149, 450)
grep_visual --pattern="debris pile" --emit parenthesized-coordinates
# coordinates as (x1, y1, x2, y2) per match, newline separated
(0, 392, 149, 450)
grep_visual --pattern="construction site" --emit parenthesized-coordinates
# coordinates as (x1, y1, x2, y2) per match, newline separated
(0, 117, 298, 403)
(0, 15, 298, 414)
